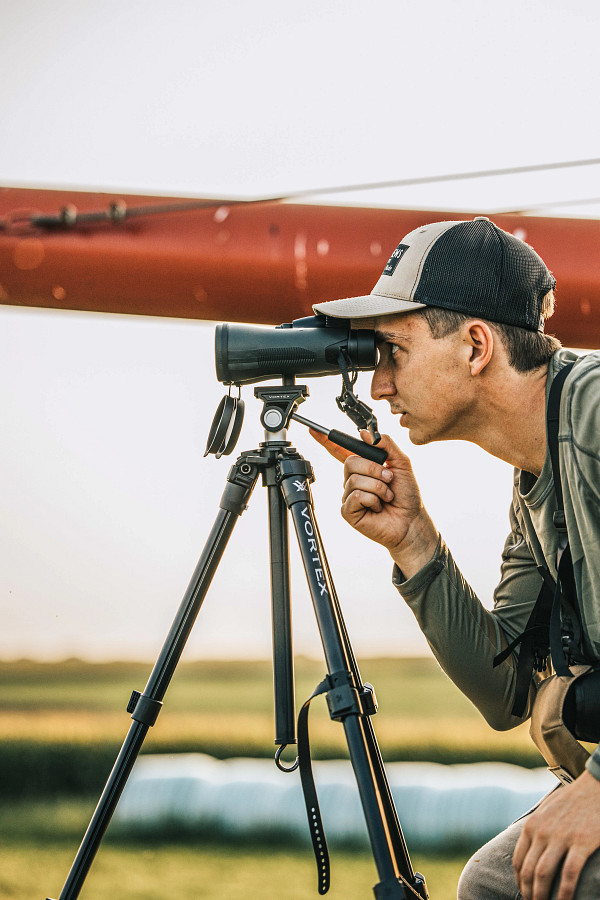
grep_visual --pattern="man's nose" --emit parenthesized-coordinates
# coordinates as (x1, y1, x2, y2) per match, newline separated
(370, 364, 395, 401)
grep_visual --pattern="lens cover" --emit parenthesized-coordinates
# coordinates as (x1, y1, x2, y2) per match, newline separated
(204, 394, 245, 458)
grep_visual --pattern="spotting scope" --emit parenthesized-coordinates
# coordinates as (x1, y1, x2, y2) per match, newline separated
(215, 315, 377, 385)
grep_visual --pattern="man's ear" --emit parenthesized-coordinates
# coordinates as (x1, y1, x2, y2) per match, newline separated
(464, 321, 494, 376)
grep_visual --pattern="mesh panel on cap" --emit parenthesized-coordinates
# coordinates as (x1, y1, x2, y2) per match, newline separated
(497, 229, 554, 329)
(413, 220, 553, 331)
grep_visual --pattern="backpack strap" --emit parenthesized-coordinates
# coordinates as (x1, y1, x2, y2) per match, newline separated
(546, 361, 582, 676)
(493, 361, 578, 714)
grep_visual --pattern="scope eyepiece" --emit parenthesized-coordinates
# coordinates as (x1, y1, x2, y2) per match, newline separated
(215, 315, 376, 386)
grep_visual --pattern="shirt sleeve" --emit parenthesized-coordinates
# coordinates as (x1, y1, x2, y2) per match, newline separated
(393, 495, 544, 730)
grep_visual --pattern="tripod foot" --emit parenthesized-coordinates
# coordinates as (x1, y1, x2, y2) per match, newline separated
(374, 871, 429, 899)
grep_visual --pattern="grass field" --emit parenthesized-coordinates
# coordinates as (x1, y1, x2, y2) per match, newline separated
(0, 657, 537, 898)
(6, 841, 467, 900)
(2, 798, 467, 900)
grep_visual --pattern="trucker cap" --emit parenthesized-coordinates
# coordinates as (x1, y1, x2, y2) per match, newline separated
(313, 217, 556, 332)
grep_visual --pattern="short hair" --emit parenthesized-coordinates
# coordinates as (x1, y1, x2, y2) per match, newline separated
(416, 291, 562, 373)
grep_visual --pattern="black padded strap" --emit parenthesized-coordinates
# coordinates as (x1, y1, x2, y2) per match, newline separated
(492, 362, 578, 712)
(546, 362, 574, 517)
(546, 362, 579, 676)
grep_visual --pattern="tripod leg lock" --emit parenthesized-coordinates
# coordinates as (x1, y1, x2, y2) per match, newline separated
(326, 670, 360, 721)
(219, 479, 254, 515)
(218, 457, 261, 515)
(325, 671, 378, 722)
(127, 690, 163, 727)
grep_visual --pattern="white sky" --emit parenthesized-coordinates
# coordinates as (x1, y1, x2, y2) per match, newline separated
(0, 0, 599, 661)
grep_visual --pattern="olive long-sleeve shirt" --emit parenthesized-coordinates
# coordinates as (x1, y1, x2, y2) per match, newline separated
(393, 348, 600, 778)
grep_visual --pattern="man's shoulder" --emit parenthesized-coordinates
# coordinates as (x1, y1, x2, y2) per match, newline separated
(561, 349, 600, 405)
(557, 350, 600, 488)
(551, 347, 600, 378)
(547, 348, 600, 407)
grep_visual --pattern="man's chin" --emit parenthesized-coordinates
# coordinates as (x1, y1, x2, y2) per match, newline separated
(405, 425, 431, 446)
(398, 414, 432, 446)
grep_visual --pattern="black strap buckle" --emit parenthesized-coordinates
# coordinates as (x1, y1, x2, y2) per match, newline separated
(553, 510, 567, 532)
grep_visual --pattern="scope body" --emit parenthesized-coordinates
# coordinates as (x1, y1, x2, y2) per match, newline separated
(215, 315, 377, 385)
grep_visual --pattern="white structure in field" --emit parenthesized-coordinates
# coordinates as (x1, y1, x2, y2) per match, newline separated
(114, 754, 556, 850)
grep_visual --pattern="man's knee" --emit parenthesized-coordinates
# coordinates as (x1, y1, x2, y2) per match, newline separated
(457, 821, 523, 900)
(458, 850, 519, 900)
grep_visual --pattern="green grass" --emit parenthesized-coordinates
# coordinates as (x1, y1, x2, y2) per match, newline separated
(1, 798, 467, 900)
(5, 842, 467, 900)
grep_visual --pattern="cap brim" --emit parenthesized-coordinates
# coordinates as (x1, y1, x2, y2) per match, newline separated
(313, 294, 426, 319)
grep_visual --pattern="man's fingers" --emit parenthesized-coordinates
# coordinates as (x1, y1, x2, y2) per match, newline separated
(530, 848, 562, 900)
(513, 773, 600, 900)
(309, 428, 354, 463)
(342, 488, 384, 518)
(342, 473, 394, 505)
(514, 830, 584, 900)
(311, 428, 411, 478)
(513, 828, 532, 878)
(556, 847, 588, 900)
(513, 829, 535, 897)
(515, 848, 539, 899)
(344, 453, 393, 484)
(514, 817, 559, 900)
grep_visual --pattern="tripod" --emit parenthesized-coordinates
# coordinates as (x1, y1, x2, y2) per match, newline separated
(47, 385, 428, 900)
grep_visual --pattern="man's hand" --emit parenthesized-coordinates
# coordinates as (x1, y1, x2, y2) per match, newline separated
(513, 770, 600, 900)
(311, 429, 438, 579)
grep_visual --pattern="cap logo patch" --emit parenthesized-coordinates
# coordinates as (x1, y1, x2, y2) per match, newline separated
(383, 243, 409, 276)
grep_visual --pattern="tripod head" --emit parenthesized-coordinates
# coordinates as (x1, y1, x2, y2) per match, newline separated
(255, 383, 309, 437)
(205, 379, 388, 464)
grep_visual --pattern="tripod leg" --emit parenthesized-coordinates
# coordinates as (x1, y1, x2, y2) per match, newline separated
(278, 457, 428, 900)
(266, 482, 296, 749)
(46, 456, 261, 900)
(315, 513, 415, 882)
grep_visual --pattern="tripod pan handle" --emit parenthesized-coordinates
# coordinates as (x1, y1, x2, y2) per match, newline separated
(328, 430, 388, 465)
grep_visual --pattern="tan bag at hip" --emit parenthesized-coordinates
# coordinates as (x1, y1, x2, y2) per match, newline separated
(529, 664, 593, 784)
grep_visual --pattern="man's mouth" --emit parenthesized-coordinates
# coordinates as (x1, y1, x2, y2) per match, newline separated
(389, 403, 408, 424)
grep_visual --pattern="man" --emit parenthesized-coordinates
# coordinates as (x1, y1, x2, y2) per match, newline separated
(311, 217, 600, 900)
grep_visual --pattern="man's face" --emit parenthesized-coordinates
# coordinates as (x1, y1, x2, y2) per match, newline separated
(370, 312, 476, 445)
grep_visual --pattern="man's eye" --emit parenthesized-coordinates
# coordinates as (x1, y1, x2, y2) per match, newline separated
(389, 343, 401, 356)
